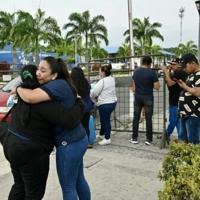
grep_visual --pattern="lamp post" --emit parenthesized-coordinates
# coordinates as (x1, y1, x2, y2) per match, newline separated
(178, 7, 185, 43)
(127, 0, 134, 69)
(195, 0, 200, 61)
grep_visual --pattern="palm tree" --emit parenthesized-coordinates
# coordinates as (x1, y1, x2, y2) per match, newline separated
(124, 17, 164, 55)
(14, 9, 61, 64)
(147, 44, 161, 55)
(0, 11, 18, 66)
(175, 41, 198, 57)
(91, 43, 108, 59)
(63, 10, 108, 61)
(117, 43, 131, 57)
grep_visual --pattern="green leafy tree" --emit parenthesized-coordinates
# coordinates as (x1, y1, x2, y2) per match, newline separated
(124, 17, 164, 55)
(174, 40, 198, 57)
(0, 11, 18, 65)
(91, 43, 108, 59)
(63, 10, 108, 61)
(14, 9, 61, 64)
(117, 43, 131, 57)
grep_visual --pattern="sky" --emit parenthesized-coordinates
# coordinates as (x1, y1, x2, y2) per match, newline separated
(0, 0, 199, 50)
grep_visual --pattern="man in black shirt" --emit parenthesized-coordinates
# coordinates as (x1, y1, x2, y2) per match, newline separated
(129, 56, 160, 145)
(177, 53, 200, 144)
(163, 58, 187, 142)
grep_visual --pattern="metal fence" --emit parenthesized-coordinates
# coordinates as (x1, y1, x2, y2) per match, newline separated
(78, 55, 170, 140)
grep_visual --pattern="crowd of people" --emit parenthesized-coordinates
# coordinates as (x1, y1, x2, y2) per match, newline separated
(0, 52, 199, 199)
(129, 53, 200, 145)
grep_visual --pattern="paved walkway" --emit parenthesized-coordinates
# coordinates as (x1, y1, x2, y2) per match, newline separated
(0, 131, 168, 200)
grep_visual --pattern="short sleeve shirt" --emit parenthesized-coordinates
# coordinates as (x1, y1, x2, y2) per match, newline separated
(168, 70, 188, 106)
(40, 79, 75, 109)
(179, 71, 200, 117)
(133, 67, 159, 96)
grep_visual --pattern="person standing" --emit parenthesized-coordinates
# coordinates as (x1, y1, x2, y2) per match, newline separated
(71, 67, 94, 146)
(177, 53, 200, 144)
(90, 64, 117, 145)
(17, 57, 91, 200)
(2, 64, 84, 200)
(163, 58, 187, 143)
(130, 55, 160, 145)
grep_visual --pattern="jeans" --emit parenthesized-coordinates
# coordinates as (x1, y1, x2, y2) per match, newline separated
(98, 102, 117, 139)
(166, 105, 181, 138)
(56, 136, 91, 200)
(179, 116, 200, 144)
(132, 95, 153, 142)
(3, 133, 49, 200)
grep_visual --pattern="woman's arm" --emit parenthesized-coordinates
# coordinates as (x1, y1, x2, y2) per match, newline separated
(39, 98, 84, 129)
(90, 79, 104, 101)
(17, 87, 50, 104)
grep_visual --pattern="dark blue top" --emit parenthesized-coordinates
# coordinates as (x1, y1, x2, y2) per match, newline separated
(132, 67, 158, 97)
(40, 79, 86, 146)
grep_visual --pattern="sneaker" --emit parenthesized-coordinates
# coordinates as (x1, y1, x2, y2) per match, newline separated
(129, 138, 139, 144)
(98, 138, 111, 145)
(164, 134, 170, 145)
(145, 141, 151, 145)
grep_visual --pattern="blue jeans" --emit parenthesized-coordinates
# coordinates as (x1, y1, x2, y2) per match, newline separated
(132, 95, 153, 142)
(166, 105, 181, 138)
(179, 116, 200, 144)
(98, 102, 117, 139)
(56, 136, 91, 200)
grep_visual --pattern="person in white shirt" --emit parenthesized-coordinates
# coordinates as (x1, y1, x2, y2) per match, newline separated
(90, 64, 117, 145)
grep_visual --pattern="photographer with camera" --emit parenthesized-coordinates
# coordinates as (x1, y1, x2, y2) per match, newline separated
(177, 53, 200, 144)
(163, 58, 187, 143)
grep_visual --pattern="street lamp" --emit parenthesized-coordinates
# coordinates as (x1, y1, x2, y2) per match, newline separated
(127, 0, 134, 69)
(178, 7, 185, 43)
(195, 0, 200, 61)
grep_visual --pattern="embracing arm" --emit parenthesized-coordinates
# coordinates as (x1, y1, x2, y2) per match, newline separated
(90, 79, 104, 101)
(17, 87, 50, 104)
(40, 98, 84, 129)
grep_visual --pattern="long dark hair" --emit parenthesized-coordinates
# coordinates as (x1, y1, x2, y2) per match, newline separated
(71, 67, 90, 97)
(18, 64, 39, 126)
(43, 56, 77, 96)
(101, 64, 112, 76)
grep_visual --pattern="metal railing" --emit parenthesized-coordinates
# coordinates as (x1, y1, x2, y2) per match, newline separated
(78, 54, 170, 148)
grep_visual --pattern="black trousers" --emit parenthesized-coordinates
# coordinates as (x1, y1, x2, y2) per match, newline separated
(132, 95, 154, 142)
(3, 133, 50, 200)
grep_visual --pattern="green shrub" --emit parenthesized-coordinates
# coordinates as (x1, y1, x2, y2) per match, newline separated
(158, 143, 200, 200)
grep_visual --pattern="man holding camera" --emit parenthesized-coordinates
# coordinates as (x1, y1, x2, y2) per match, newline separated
(163, 58, 187, 143)
(177, 53, 200, 144)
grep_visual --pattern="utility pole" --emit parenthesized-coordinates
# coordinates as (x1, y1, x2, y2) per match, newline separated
(127, 0, 134, 69)
(195, 0, 200, 61)
(179, 7, 185, 43)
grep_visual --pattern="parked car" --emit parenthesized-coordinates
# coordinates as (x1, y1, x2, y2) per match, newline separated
(0, 76, 21, 121)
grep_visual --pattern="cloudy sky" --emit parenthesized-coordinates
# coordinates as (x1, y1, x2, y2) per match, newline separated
(0, 0, 199, 49)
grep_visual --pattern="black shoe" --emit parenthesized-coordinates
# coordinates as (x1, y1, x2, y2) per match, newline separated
(164, 134, 170, 145)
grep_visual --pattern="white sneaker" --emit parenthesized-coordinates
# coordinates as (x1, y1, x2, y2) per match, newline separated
(145, 141, 151, 146)
(129, 139, 139, 144)
(98, 139, 111, 145)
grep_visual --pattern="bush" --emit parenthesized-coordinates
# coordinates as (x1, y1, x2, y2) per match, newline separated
(158, 143, 200, 200)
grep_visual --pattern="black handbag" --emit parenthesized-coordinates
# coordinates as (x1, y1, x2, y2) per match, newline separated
(0, 108, 12, 144)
